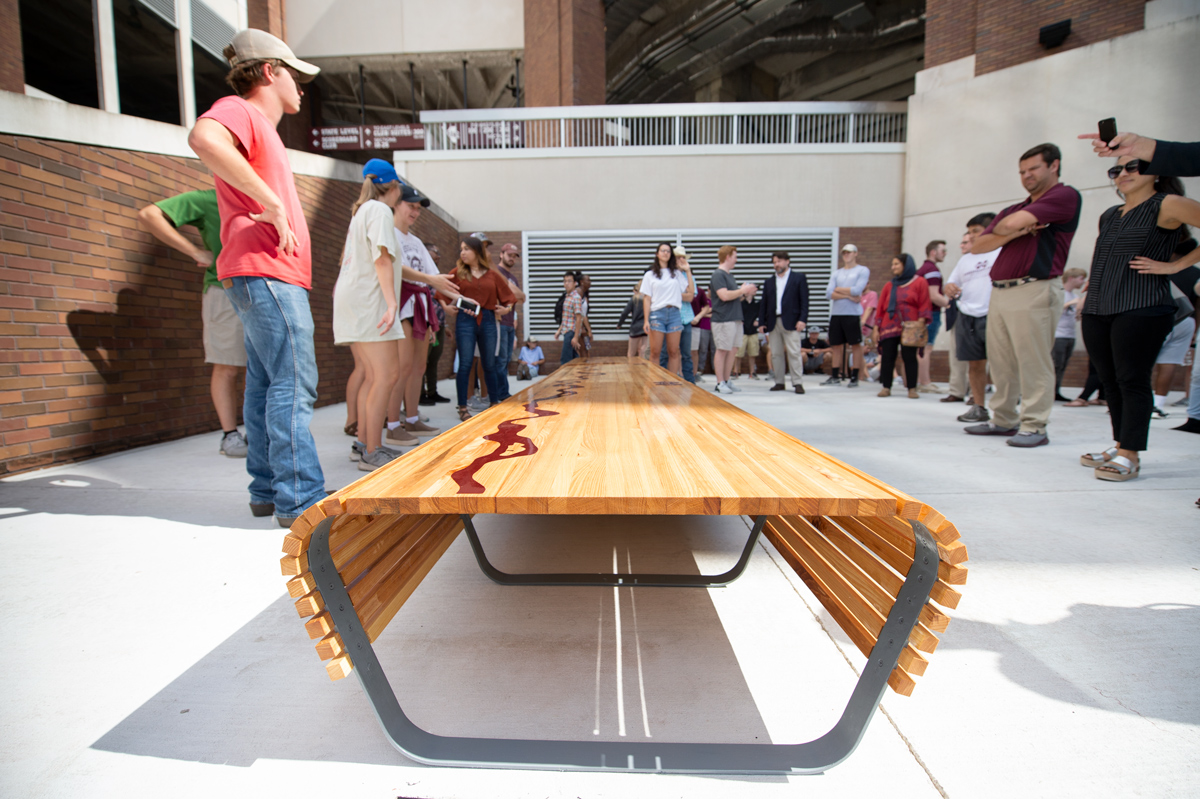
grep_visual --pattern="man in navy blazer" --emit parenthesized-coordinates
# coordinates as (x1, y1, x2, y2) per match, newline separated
(758, 251, 810, 394)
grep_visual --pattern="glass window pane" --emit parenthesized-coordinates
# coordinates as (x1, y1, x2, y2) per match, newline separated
(113, 0, 180, 125)
(19, 0, 99, 108)
(192, 42, 234, 117)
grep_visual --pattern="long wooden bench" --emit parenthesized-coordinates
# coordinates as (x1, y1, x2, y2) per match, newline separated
(282, 358, 967, 774)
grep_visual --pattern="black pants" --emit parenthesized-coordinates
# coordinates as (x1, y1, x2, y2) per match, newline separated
(1077, 359, 1105, 401)
(879, 337, 918, 390)
(1081, 312, 1174, 451)
(422, 327, 444, 397)
(1052, 337, 1075, 395)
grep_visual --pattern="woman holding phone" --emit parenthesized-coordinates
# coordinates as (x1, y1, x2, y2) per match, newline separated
(640, 242, 695, 376)
(441, 236, 516, 421)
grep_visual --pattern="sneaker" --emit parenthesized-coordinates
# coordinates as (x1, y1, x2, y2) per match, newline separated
(821, 376, 842, 386)
(908, 388, 920, 399)
(715, 381, 734, 395)
(769, 383, 786, 391)
(727, 380, 742, 392)
(749, 373, 760, 380)
(403, 419, 441, 435)
(1007, 431, 1049, 448)
(358, 447, 396, 472)
(418, 395, 437, 407)
(1171, 396, 1189, 407)
(432, 393, 452, 403)
(220, 430, 248, 458)
(957, 405, 989, 423)
(385, 426, 419, 446)
(765, 371, 775, 382)
(467, 396, 489, 412)
(964, 423, 1018, 436)
(917, 383, 942, 394)
(695, 375, 706, 383)
(1172, 418, 1200, 433)
(349, 441, 365, 462)
(1151, 407, 1169, 419)
(847, 377, 859, 388)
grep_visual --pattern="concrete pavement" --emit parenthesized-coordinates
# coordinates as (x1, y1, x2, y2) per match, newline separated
(1, 373, 1196, 798)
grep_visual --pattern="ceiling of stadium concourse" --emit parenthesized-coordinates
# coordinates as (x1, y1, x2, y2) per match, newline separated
(604, 0, 926, 104)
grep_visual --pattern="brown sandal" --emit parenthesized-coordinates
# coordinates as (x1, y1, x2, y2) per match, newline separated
(457, 405, 471, 421)
(1064, 399, 1088, 407)
(343, 421, 357, 437)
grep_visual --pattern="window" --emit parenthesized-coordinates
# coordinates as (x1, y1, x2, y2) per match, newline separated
(113, 0, 180, 125)
(19, 0, 99, 108)
(193, 43, 234, 117)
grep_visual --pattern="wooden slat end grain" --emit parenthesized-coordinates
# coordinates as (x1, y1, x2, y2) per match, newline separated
(325, 654, 353, 681)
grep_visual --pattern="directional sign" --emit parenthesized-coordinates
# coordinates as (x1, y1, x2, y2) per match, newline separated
(311, 124, 425, 152)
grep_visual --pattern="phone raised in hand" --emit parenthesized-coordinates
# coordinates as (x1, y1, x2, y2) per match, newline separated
(1098, 118, 1118, 148)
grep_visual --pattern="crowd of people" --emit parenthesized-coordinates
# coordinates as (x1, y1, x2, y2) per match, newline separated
(136, 28, 1197, 526)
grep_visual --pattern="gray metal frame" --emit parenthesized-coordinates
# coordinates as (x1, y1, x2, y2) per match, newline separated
(460, 514, 766, 587)
(306, 515, 938, 774)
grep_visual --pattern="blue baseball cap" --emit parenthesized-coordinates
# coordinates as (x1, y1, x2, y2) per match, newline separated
(362, 158, 399, 185)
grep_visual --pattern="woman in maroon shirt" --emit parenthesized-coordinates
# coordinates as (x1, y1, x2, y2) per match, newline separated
(440, 236, 516, 420)
(875, 254, 933, 398)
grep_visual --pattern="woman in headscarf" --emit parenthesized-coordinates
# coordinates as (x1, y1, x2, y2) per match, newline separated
(874, 253, 932, 398)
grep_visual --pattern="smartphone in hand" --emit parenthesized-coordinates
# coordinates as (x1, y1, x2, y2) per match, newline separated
(1098, 118, 1118, 148)
(454, 296, 481, 315)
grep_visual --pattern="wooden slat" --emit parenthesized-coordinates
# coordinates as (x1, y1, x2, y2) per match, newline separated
(809, 517, 951, 634)
(305, 610, 334, 640)
(286, 572, 315, 598)
(295, 590, 323, 618)
(774, 516, 939, 657)
(345, 515, 450, 603)
(280, 551, 308, 577)
(842, 515, 969, 586)
(832, 516, 964, 609)
(362, 517, 464, 641)
(325, 654, 353, 681)
(764, 519, 929, 677)
(315, 632, 345, 661)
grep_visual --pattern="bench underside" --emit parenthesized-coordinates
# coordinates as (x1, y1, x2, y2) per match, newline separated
(305, 513, 939, 775)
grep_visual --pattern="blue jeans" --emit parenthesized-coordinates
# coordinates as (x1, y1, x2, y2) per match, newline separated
(560, 335, 576, 366)
(456, 309, 501, 406)
(495, 324, 516, 400)
(224, 277, 325, 520)
(659, 320, 695, 382)
(928, 310, 942, 347)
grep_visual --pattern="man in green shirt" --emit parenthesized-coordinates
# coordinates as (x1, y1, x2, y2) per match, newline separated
(138, 189, 248, 457)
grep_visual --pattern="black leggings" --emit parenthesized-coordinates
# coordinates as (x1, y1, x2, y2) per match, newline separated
(1081, 312, 1174, 451)
(879, 337, 918, 390)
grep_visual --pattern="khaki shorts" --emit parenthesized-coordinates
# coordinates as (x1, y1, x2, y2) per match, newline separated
(202, 287, 247, 366)
(711, 320, 741, 351)
(736, 333, 760, 358)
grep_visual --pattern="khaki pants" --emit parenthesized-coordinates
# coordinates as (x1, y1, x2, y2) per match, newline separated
(769, 324, 804, 386)
(946, 325, 968, 399)
(986, 277, 1063, 433)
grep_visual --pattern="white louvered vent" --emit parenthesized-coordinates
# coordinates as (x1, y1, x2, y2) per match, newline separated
(191, 0, 237, 60)
(522, 229, 839, 340)
(138, 0, 176, 26)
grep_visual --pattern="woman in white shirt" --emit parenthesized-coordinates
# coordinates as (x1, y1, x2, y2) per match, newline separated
(333, 161, 404, 471)
(640, 242, 696, 376)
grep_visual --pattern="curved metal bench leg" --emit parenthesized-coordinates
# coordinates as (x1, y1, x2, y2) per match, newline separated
(460, 514, 766, 588)
(307, 516, 939, 774)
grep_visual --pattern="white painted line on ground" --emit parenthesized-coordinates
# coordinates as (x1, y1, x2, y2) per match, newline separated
(593, 594, 603, 735)
(627, 549, 652, 738)
(613, 546, 627, 737)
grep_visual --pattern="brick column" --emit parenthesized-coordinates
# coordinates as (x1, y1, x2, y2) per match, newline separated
(247, 0, 286, 38)
(524, 0, 605, 107)
(0, 0, 25, 94)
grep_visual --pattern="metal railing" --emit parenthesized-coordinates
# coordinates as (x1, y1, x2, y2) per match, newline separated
(418, 101, 906, 155)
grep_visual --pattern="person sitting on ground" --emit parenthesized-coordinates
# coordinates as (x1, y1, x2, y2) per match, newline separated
(516, 336, 545, 380)
(875, 254, 932, 399)
(1053, 268, 1088, 401)
(800, 327, 830, 374)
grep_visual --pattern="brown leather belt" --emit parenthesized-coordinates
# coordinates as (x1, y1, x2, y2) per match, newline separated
(991, 276, 1040, 289)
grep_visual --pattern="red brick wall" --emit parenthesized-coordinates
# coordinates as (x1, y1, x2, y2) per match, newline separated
(927, 0, 1146, 77)
(0, 0, 23, 94)
(524, 0, 605, 107)
(248, 0, 286, 38)
(837, 227, 902, 300)
(925, 0, 978, 69)
(0, 134, 367, 475)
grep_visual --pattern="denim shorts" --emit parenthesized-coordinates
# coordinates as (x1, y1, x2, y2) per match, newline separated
(649, 306, 683, 334)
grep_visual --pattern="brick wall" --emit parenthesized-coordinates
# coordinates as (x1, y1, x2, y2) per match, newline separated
(0, 0, 22, 95)
(837, 227, 902, 300)
(524, 0, 606, 107)
(0, 134, 365, 475)
(926, 0, 1146, 77)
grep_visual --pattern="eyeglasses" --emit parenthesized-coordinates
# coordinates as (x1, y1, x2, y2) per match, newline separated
(1107, 160, 1143, 179)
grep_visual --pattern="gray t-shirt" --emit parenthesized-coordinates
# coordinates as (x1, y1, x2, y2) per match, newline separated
(709, 269, 742, 323)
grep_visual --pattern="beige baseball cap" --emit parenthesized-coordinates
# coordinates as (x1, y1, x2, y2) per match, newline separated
(223, 29, 320, 83)
(841, 243, 858, 253)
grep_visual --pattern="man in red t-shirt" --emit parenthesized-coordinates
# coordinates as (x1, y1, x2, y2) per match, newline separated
(965, 142, 1081, 448)
(188, 29, 325, 527)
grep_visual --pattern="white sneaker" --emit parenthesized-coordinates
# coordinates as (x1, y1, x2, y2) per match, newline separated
(727, 380, 742, 392)
(715, 381, 734, 395)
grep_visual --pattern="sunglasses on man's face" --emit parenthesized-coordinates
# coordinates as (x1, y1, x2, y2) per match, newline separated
(1107, 160, 1143, 180)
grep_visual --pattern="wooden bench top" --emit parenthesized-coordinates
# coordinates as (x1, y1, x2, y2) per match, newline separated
(314, 358, 946, 523)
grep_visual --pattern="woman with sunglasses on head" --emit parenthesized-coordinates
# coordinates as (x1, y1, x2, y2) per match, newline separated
(439, 236, 516, 421)
(1078, 156, 1200, 481)
(640, 242, 695, 376)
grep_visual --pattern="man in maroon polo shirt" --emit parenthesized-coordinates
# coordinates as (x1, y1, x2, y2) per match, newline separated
(965, 142, 1081, 447)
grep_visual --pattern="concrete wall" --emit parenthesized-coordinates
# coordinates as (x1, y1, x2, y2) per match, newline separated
(399, 151, 906, 232)
(285, 0, 524, 58)
(903, 15, 1200, 286)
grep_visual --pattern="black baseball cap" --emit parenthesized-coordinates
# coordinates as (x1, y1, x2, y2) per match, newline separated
(400, 183, 430, 207)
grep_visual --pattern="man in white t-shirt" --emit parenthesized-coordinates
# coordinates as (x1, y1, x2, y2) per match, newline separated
(944, 212, 999, 423)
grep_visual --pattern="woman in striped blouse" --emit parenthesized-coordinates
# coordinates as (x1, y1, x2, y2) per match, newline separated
(1079, 156, 1200, 481)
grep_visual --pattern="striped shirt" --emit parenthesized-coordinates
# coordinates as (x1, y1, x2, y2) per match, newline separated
(1083, 193, 1177, 316)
